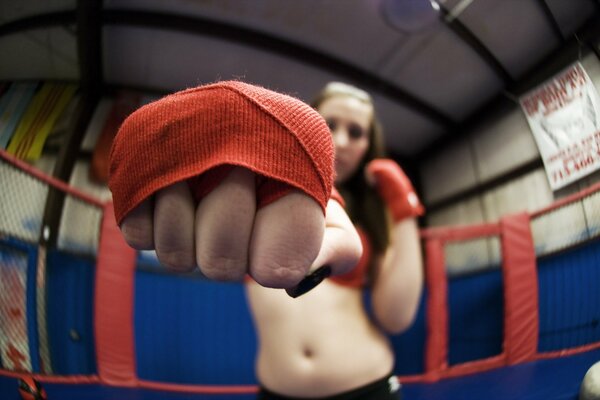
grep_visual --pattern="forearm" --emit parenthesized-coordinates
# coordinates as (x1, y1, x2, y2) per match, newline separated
(365, 158, 424, 332)
(371, 217, 423, 334)
(311, 199, 363, 276)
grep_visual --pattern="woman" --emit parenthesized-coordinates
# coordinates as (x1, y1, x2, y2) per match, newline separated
(109, 80, 423, 398)
(247, 82, 425, 399)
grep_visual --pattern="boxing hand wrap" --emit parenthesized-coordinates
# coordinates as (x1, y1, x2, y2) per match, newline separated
(187, 166, 295, 209)
(366, 159, 424, 222)
(109, 81, 335, 225)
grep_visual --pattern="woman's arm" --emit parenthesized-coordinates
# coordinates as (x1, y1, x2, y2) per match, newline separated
(312, 197, 364, 277)
(365, 159, 425, 334)
(371, 217, 423, 334)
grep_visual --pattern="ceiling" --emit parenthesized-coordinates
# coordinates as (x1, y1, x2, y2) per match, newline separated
(0, 0, 599, 161)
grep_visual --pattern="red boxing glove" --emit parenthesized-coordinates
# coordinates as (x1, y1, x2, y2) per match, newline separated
(366, 159, 424, 222)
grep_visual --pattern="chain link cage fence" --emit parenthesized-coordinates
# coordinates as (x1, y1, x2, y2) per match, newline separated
(531, 186, 600, 353)
(441, 231, 504, 366)
(0, 153, 104, 375)
(435, 183, 600, 365)
(531, 188, 600, 256)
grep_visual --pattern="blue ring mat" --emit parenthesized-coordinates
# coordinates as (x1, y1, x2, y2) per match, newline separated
(1, 348, 598, 400)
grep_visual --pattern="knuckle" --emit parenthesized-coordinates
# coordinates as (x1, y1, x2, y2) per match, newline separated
(250, 256, 310, 288)
(198, 254, 247, 282)
(157, 248, 195, 272)
(121, 224, 153, 250)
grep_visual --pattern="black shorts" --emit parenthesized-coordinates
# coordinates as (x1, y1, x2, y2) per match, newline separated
(257, 374, 402, 400)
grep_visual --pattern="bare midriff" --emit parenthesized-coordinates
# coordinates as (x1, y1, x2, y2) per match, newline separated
(245, 280, 395, 398)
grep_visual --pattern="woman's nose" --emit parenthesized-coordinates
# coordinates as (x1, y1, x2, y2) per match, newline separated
(333, 131, 349, 148)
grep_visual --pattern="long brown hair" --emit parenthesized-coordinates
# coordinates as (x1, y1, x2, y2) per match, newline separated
(311, 82, 391, 257)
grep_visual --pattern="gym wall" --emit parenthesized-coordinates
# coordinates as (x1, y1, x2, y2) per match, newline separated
(420, 50, 600, 228)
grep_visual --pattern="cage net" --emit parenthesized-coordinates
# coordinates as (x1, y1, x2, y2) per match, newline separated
(0, 154, 104, 374)
(57, 194, 103, 257)
(444, 236, 501, 277)
(435, 184, 600, 362)
(438, 231, 504, 367)
(531, 187, 600, 352)
(0, 157, 49, 243)
(0, 244, 30, 371)
(531, 188, 600, 256)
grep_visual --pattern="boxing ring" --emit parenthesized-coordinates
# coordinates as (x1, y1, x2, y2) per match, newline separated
(1, 148, 599, 399)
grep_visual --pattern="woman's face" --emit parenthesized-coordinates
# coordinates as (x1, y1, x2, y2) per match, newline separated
(318, 95, 373, 184)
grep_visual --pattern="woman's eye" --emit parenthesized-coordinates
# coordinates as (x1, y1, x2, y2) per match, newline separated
(326, 119, 337, 132)
(348, 125, 365, 139)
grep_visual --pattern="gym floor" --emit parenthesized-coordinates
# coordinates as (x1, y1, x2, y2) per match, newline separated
(2, 348, 598, 400)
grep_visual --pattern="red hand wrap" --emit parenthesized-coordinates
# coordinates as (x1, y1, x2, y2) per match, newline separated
(187, 165, 295, 209)
(366, 159, 424, 222)
(188, 167, 344, 209)
(187, 165, 236, 201)
(109, 81, 335, 225)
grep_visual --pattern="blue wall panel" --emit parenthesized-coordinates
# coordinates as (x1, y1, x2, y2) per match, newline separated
(46, 249, 97, 374)
(448, 269, 504, 365)
(131, 240, 600, 382)
(391, 292, 426, 375)
(537, 241, 600, 352)
(134, 271, 257, 385)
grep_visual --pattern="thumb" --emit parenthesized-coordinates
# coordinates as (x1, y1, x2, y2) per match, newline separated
(286, 198, 362, 297)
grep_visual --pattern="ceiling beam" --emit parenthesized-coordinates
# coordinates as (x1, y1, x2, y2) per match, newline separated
(101, 9, 455, 129)
(419, 12, 600, 162)
(536, 0, 566, 43)
(0, 11, 76, 36)
(418, 12, 600, 210)
(77, 0, 103, 96)
(0, 8, 456, 129)
(40, 0, 103, 247)
(438, 3, 515, 85)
